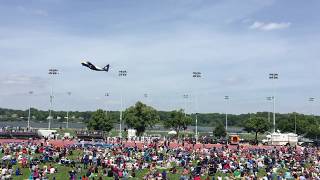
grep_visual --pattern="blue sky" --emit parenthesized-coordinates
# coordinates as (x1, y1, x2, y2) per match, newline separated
(0, 0, 320, 114)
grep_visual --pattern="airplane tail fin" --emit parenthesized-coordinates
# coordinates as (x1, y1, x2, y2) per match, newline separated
(103, 64, 110, 72)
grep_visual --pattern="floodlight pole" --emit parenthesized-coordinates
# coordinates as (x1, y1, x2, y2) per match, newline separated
(105, 92, 110, 119)
(266, 97, 273, 123)
(66, 92, 71, 129)
(224, 96, 229, 132)
(269, 73, 278, 133)
(119, 70, 127, 139)
(294, 112, 297, 134)
(49, 85, 53, 129)
(28, 91, 33, 130)
(48, 69, 58, 129)
(192, 72, 201, 142)
(309, 97, 315, 118)
(144, 93, 148, 104)
(182, 94, 189, 139)
(183, 94, 189, 117)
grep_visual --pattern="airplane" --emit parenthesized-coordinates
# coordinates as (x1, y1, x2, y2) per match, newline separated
(81, 61, 110, 72)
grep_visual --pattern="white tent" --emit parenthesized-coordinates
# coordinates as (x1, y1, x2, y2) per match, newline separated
(168, 130, 177, 135)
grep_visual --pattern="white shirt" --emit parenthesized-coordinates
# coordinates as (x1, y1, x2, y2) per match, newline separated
(1, 168, 7, 175)
(50, 168, 55, 174)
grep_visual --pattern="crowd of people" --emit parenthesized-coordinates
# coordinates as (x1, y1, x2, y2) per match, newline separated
(0, 138, 319, 180)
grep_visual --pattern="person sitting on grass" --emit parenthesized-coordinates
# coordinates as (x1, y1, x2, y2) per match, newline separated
(69, 170, 77, 180)
(122, 169, 129, 180)
(161, 170, 167, 180)
(170, 166, 177, 174)
(106, 168, 113, 177)
(15, 167, 22, 176)
(193, 174, 201, 180)
(131, 167, 136, 178)
(81, 175, 89, 180)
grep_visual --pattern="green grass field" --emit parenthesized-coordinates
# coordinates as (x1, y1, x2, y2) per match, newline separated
(3, 150, 206, 180)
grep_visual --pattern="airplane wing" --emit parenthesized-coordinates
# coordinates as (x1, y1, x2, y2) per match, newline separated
(86, 61, 94, 66)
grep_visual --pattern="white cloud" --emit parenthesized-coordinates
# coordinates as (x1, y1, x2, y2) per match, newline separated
(250, 21, 264, 29)
(16, 6, 48, 16)
(250, 21, 291, 31)
(0, 75, 47, 87)
(33, 9, 48, 16)
(220, 77, 248, 86)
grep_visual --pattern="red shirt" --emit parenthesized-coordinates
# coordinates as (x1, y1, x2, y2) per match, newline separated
(194, 176, 201, 180)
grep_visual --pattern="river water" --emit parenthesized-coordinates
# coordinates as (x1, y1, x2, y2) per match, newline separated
(0, 121, 86, 129)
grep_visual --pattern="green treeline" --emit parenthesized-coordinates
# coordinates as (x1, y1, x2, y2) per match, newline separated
(0, 107, 319, 137)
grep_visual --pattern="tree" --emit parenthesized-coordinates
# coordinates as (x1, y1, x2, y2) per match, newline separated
(244, 117, 270, 144)
(305, 125, 320, 139)
(87, 109, 114, 132)
(213, 122, 227, 138)
(124, 101, 160, 136)
(277, 114, 293, 133)
(164, 109, 192, 138)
